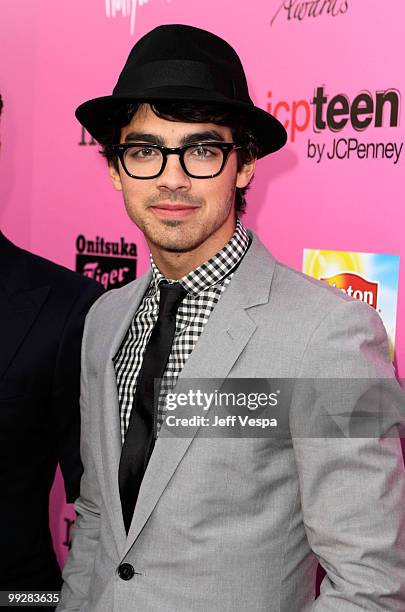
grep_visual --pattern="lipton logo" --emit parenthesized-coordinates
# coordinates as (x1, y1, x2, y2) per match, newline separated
(75, 235, 137, 290)
(321, 272, 378, 309)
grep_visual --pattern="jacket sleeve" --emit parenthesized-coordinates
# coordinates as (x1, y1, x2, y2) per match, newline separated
(57, 299, 104, 611)
(51, 281, 104, 502)
(291, 299, 405, 611)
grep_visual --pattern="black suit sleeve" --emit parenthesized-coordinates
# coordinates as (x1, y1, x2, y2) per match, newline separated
(50, 281, 104, 503)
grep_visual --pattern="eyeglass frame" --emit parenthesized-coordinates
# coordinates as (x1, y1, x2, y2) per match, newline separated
(111, 142, 242, 179)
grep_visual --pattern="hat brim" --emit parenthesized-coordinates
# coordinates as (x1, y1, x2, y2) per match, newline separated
(75, 87, 287, 158)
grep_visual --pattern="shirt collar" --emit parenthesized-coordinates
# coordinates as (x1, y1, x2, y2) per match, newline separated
(150, 219, 250, 296)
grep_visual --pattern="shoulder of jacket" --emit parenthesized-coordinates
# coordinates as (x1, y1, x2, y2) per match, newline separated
(85, 271, 151, 317)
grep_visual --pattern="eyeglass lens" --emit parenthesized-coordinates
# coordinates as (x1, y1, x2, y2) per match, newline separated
(122, 144, 225, 178)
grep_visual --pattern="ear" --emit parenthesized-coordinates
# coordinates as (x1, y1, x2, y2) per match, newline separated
(109, 162, 123, 191)
(236, 157, 256, 189)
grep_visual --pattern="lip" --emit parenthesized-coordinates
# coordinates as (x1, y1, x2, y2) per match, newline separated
(150, 203, 200, 218)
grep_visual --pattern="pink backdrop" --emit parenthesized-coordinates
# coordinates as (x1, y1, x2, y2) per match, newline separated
(1, 0, 404, 566)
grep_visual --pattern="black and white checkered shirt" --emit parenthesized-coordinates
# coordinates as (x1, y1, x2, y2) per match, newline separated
(114, 219, 250, 442)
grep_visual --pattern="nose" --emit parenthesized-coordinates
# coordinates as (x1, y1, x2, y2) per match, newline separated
(155, 152, 191, 192)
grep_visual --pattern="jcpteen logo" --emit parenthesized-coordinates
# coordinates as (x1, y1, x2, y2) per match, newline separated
(270, 0, 349, 26)
(311, 87, 400, 133)
(267, 87, 403, 164)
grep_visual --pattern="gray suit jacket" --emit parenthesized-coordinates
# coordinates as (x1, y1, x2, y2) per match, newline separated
(58, 232, 405, 611)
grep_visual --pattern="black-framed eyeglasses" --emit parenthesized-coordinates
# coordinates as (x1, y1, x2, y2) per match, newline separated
(112, 142, 241, 179)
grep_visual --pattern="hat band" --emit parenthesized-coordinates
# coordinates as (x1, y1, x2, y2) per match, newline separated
(114, 59, 240, 100)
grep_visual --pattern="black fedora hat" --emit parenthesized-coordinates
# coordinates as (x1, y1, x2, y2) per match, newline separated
(76, 24, 287, 158)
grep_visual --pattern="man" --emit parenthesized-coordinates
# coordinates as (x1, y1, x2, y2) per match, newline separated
(58, 25, 405, 611)
(0, 96, 104, 608)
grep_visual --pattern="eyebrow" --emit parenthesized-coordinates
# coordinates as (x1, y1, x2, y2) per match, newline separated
(123, 130, 227, 146)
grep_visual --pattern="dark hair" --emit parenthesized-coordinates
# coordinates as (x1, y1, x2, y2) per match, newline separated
(100, 101, 258, 214)
(0, 95, 3, 116)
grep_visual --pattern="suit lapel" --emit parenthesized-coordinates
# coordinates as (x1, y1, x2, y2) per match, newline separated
(0, 233, 50, 380)
(124, 232, 276, 554)
(98, 270, 153, 553)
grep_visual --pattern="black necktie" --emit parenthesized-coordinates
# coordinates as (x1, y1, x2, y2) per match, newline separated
(119, 281, 187, 533)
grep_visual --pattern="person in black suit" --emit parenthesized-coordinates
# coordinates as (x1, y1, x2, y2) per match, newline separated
(0, 94, 104, 608)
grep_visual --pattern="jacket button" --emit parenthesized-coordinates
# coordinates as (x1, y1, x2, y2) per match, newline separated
(118, 563, 135, 581)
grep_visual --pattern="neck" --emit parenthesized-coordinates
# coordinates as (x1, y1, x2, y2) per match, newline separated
(149, 217, 237, 280)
